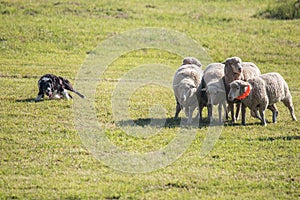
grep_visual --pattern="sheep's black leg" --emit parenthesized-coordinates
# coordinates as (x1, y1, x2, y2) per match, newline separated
(174, 100, 181, 119)
(218, 104, 222, 123)
(235, 102, 241, 121)
(267, 104, 278, 123)
(199, 106, 203, 126)
(207, 104, 213, 123)
(241, 104, 246, 126)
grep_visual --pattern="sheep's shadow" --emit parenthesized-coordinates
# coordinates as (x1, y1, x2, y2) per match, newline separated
(116, 117, 213, 129)
(223, 121, 263, 127)
(116, 117, 218, 129)
(117, 117, 180, 128)
(257, 135, 300, 141)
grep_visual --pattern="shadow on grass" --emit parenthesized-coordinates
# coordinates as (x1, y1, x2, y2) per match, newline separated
(15, 98, 55, 103)
(117, 117, 181, 128)
(117, 117, 214, 129)
(15, 98, 36, 103)
(258, 135, 300, 141)
(224, 121, 263, 127)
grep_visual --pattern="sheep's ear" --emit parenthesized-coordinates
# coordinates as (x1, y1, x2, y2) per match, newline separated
(222, 58, 229, 64)
(190, 87, 197, 97)
(240, 81, 249, 88)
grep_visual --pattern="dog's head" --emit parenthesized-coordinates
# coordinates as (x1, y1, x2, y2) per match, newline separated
(38, 76, 55, 98)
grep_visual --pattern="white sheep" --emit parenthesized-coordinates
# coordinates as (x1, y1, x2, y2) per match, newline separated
(182, 57, 202, 68)
(228, 72, 297, 126)
(173, 63, 203, 124)
(199, 63, 227, 123)
(223, 57, 261, 123)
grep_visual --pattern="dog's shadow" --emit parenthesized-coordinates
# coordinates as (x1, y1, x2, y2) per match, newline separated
(15, 98, 53, 103)
(16, 98, 36, 103)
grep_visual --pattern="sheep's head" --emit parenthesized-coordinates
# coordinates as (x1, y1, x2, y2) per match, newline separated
(182, 57, 202, 68)
(179, 82, 197, 103)
(203, 85, 226, 105)
(228, 80, 250, 101)
(223, 57, 243, 75)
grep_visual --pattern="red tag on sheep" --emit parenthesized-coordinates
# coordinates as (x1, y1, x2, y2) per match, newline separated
(236, 85, 251, 100)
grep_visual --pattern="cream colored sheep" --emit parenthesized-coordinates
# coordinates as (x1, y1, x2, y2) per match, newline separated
(223, 57, 261, 123)
(228, 73, 297, 126)
(199, 63, 227, 123)
(173, 63, 203, 124)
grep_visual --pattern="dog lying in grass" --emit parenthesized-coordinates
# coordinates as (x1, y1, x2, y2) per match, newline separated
(35, 74, 85, 102)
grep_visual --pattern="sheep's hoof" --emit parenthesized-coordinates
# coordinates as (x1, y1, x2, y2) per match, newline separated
(261, 122, 267, 126)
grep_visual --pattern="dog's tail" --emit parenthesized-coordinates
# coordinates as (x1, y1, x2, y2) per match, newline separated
(74, 91, 85, 99)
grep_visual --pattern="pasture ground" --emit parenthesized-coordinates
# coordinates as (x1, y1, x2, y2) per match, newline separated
(0, 0, 299, 199)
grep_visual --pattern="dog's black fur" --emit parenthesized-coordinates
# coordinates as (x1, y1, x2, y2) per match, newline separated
(35, 74, 85, 102)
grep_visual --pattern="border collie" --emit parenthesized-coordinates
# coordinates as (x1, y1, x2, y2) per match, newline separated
(35, 74, 85, 102)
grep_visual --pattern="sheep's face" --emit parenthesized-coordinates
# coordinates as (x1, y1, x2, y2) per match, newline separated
(228, 80, 248, 101)
(225, 57, 243, 74)
(179, 83, 197, 103)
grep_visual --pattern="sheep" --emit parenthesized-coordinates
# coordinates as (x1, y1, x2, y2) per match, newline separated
(182, 57, 202, 68)
(197, 63, 227, 124)
(228, 72, 297, 126)
(173, 63, 203, 124)
(223, 56, 261, 123)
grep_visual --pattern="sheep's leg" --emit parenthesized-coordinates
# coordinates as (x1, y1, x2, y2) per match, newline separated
(184, 107, 189, 117)
(253, 108, 262, 120)
(195, 109, 200, 120)
(241, 104, 246, 126)
(187, 107, 193, 125)
(207, 104, 213, 123)
(198, 106, 203, 126)
(223, 103, 228, 120)
(228, 102, 235, 124)
(267, 104, 278, 123)
(174, 100, 181, 119)
(225, 104, 230, 120)
(282, 98, 297, 121)
(259, 108, 267, 126)
(218, 103, 222, 123)
(235, 102, 241, 121)
(223, 102, 228, 122)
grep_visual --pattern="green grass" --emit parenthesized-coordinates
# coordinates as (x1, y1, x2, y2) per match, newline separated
(1, 0, 299, 199)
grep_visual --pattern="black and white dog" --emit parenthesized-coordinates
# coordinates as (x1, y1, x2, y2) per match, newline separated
(35, 74, 85, 102)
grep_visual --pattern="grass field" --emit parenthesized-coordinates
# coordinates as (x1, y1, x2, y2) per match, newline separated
(1, 0, 299, 199)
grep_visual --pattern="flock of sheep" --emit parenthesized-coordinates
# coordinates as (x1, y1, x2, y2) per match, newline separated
(172, 56, 297, 126)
